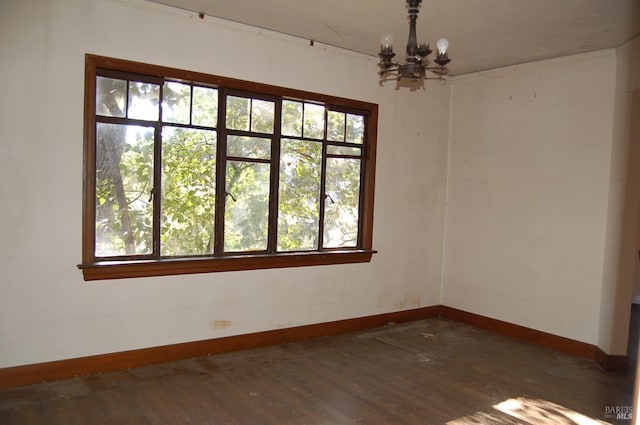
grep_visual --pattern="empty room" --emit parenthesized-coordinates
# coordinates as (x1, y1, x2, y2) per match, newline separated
(1, 0, 639, 423)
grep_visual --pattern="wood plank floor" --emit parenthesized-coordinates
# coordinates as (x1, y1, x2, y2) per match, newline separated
(0, 318, 634, 424)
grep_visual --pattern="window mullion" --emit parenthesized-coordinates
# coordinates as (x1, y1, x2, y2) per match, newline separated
(316, 106, 334, 251)
(152, 79, 165, 257)
(153, 122, 163, 257)
(267, 99, 283, 254)
(318, 140, 328, 251)
(356, 117, 367, 248)
(189, 85, 194, 126)
(125, 81, 130, 119)
(214, 90, 228, 255)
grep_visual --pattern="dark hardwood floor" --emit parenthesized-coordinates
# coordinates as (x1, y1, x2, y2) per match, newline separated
(0, 318, 634, 424)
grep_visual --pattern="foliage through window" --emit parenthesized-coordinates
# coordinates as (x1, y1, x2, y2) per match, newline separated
(80, 55, 377, 280)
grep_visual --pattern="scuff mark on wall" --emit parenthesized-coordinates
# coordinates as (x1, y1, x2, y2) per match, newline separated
(211, 320, 231, 330)
(395, 294, 421, 310)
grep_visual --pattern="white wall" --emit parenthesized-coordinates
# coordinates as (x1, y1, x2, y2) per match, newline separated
(0, 0, 450, 368)
(598, 36, 640, 354)
(443, 51, 618, 346)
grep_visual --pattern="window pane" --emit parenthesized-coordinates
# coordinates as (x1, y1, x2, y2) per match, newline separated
(327, 111, 345, 142)
(323, 158, 361, 248)
(282, 100, 302, 137)
(303, 103, 325, 139)
(346, 114, 364, 144)
(162, 81, 191, 124)
(128, 82, 160, 121)
(226, 96, 250, 131)
(224, 161, 270, 251)
(192, 86, 218, 127)
(251, 99, 275, 134)
(278, 140, 322, 251)
(327, 145, 361, 157)
(96, 76, 126, 117)
(227, 135, 270, 160)
(95, 123, 154, 257)
(161, 127, 216, 256)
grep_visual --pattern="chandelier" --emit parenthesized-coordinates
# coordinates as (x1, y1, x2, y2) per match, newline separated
(378, 0, 451, 83)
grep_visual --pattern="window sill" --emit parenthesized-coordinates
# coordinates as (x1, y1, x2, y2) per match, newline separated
(78, 250, 377, 281)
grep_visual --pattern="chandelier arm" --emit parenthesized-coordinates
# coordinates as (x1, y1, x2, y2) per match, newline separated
(378, 63, 402, 75)
(380, 71, 447, 79)
(424, 66, 448, 72)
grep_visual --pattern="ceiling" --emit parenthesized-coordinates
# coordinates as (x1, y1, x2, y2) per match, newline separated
(148, 0, 640, 76)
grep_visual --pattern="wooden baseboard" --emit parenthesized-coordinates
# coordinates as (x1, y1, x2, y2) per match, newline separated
(439, 306, 628, 373)
(595, 347, 629, 373)
(0, 304, 627, 388)
(0, 306, 441, 389)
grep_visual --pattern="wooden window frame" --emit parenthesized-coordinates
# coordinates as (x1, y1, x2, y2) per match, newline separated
(78, 54, 377, 281)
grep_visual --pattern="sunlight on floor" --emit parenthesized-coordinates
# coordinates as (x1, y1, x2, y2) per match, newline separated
(446, 397, 611, 425)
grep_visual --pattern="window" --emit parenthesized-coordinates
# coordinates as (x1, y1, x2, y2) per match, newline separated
(79, 55, 378, 280)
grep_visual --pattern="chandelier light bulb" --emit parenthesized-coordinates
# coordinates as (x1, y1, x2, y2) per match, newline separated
(436, 38, 449, 55)
(381, 33, 394, 49)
